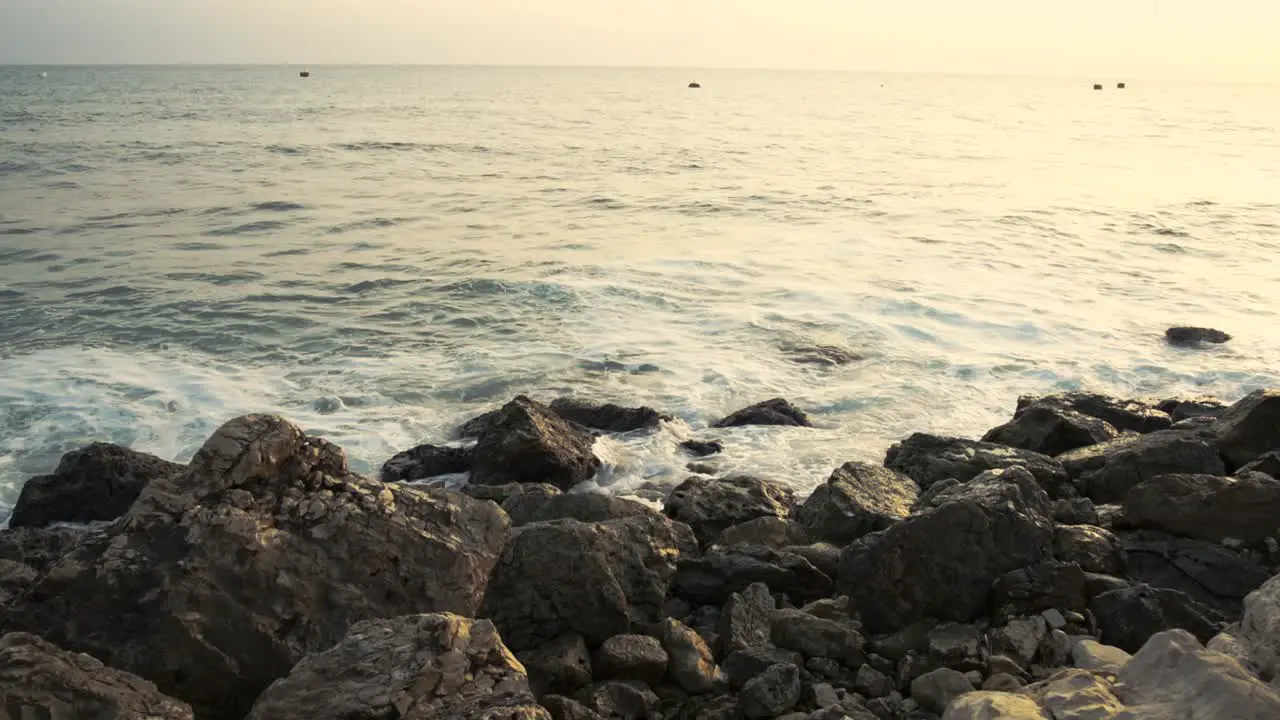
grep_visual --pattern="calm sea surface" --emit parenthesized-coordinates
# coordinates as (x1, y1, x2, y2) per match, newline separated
(2, 66, 1279, 519)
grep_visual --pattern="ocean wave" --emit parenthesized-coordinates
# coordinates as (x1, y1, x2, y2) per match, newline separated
(252, 201, 307, 212)
(206, 220, 291, 236)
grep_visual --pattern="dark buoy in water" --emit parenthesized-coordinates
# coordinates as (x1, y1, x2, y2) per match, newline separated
(300, 71, 311, 78)
(1117, 82, 1126, 89)
(688, 82, 701, 89)
(1093, 83, 1103, 90)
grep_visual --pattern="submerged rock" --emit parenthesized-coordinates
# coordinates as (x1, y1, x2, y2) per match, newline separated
(380, 443, 472, 482)
(1213, 389, 1280, 469)
(796, 461, 919, 545)
(884, 433, 1070, 496)
(1057, 428, 1224, 503)
(1015, 392, 1172, 434)
(713, 398, 812, 428)
(1123, 472, 1280, 544)
(664, 475, 796, 547)
(1165, 326, 1231, 347)
(983, 403, 1120, 457)
(549, 398, 672, 433)
(471, 396, 601, 490)
(8, 442, 183, 528)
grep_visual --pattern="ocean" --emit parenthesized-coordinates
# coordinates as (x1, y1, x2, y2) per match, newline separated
(2, 65, 1278, 521)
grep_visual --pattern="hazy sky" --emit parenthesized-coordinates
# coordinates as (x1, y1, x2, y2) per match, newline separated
(2, 1, 1278, 80)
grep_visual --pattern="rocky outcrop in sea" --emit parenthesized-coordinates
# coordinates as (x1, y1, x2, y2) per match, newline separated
(3, 390, 1280, 719)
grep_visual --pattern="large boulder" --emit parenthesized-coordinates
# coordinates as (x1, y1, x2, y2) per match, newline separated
(471, 396, 601, 490)
(1056, 428, 1224, 503)
(247, 614, 548, 720)
(712, 398, 812, 428)
(8, 442, 183, 528)
(0, 415, 511, 720)
(1116, 629, 1280, 719)
(1119, 530, 1271, 619)
(796, 462, 918, 544)
(0, 632, 193, 720)
(664, 475, 796, 547)
(502, 491, 658, 526)
(1052, 525, 1126, 576)
(482, 514, 698, 651)
(1240, 573, 1280, 681)
(672, 545, 832, 606)
(549, 398, 672, 433)
(1089, 584, 1222, 653)
(883, 434, 1069, 496)
(1016, 392, 1172, 434)
(1123, 472, 1280, 544)
(1214, 389, 1280, 469)
(838, 467, 1055, 633)
(982, 403, 1120, 457)
(380, 443, 473, 482)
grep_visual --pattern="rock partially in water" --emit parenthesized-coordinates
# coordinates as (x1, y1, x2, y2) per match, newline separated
(1157, 396, 1230, 422)
(471, 395, 601, 491)
(884, 433, 1070, 497)
(1090, 584, 1223, 653)
(1165, 326, 1232, 347)
(680, 439, 724, 457)
(1123, 472, 1280, 544)
(713, 398, 813, 428)
(549, 398, 673, 433)
(983, 402, 1120, 457)
(664, 475, 796, 547)
(1057, 428, 1224, 503)
(1213, 389, 1280, 469)
(457, 407, 503, 438)
(796, 461, 918, 545)
(8, 442, 184, 528)
(379, 443, 472, 483)
(781, 342, 865, 367)
(1015, 392, 1172, 434)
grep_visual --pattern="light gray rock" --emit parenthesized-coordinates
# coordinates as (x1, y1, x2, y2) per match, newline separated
(740, 663, 802, 718)
(910, 668, 974, 714)
(1115, 629, 1280, 719)
(989, 617, 1047, 668)
(1070, 640, 1131, 674)
(942, 691, 1048, 719)
(1024, 669, 1122, 720)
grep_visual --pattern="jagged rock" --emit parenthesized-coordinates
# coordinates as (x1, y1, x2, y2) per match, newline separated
(1053, 525, 1126, 575)
(519, 633, 594, 696)
(1241, 573, 1280, 681)
(681, 439, 724, 457)
(1051, 497, 1098, 525)
(1206, 631, 1257, 674)
(673, 545, 832, 606)
(716, 517, 810, 549)
(665, 475, 796, 547)
(471, 396, 601, 490)
(543, 694, 605, 720)
(380, 443, 472, 482)
(718, 582, 776, 656)
(1056, 428, 1224, 503)
(928, 623, 985, 673)
(884, 434, 1069, 496)
(1238, 450, 1280, 479)
(8, 442, 183, 528)
(840, 467, 1055, 633)
(1116, 629, 1280, 718)
(650, 619, 718, 694)
(942, 692, 1047, 719)
(1119, 529, 1271, 618)
(1123, 472, 1280, 544)
(722, 646, 803, 691)
(548, 398, 671, 433)
(1165, 326, 1231, 347)
(0, 415, 510, 720)
(0, 632, 193, 719)
(713, 398, 812, 428)
(991, 562, 1088, 621)
(1016, 392, 1172, 434)
(1158, 396, 1230, 422)
(1089, 584, 1222, 653)
(982, 403, 1120, 457)
(784, 542, 843, 579)
(740, 663, 802, 718)
(770, 609, 865, 666)
(503, 491, 658, 526)
(483, 514, 698, 651)
(989, 617, 1047, 669)
(910, 668, 973, 714)
(856, 664, 897, 698)
(804, 681, 840, 710)
(576, 680, 660, 720)
(1070, 639, 1131, 673)
(0, 525, 87, 572)
(797, 462, 919, 544)
(246, 614, 547, 720)
(595, 635, 668, 685)
(462, 482, 562, 505)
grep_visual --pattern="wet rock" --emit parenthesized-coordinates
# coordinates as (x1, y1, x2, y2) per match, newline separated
(741, 663, 802, 718)
(856, 663, 897, 698)
(1089, 584, 1222, 653)
(1213, 390, 1280, 469)
(841, 467, 1055, 633)
(650, 618, 719, 694)
(716, 516, 810, 549)
(0, 415, 510, 720)
(1123, 472, 1280, 544)
(928, 623, 986, 673)
(471, 396, 601, 490)
(8, 442, 183, 528)
(576, 680, 660, 720)
(1053, 525, 1126, 575)
(1158, 396, 1230, 422)
(1238, 450, 1280, 479)
(462, 481, 561, 505)
(1241, 573, 1280, 681)
(1051, 497, 1099, 525)
(1117, 629, 1280, 718)
(713, 398, 812, 428)
(884, 434, 1069, 496)
(483, 514, 698, 651)
(1016, 392, 1172, 435)
(520, 633, 594, 696)
(797, 461, 919, 544)
(673, 545, 832, 606)
(503, 491, 658, 526)
(718, 582, 776, 656)
(595, 634, 668, 685)
(549, 398, 673, 433)
(680, 439, 724, 457)
(0, 632, 193, 720)
(246, 614, 547, 720)
(989, 617, 1048, 668)
(380, 443, 472, 482)
(770, 608, 865, 666)
(942, 692, 1047, 720)
(983, 403, 1120, 457)
(1070, 639, 1131, 673)
(0, 525, 87, 572)
(910, 668, 973, 714)
(665, 475, 796, 547)
(722, 646, 804, 691)
(1165, 326, 1231, 347)
(543, 694, 605, 720)
(991, 561, 1088, 621)
(1056, 428, 1224, 503)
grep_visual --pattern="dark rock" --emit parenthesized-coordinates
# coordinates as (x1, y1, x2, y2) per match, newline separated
(865, 695, 907, 720)
(685, 605, 723, 651)
(1158, 397, 1230, 422)
(0, 525, 87, 572)
(911, 478, 962, 511)
(576, 680, 660, 720)
(520, 633, 594, 696)
(713, 398, 812, 428)
(681, 439, 724, 457)
(462, 481, 561, 505)
(503, 491, 658, 526)
(1172, 416, 1219, 431)
(1165, 326, 1231, 347)
(0, 632, 193, 719)
(1015, 392, 1172, 434)
(722, 646, 803, 691)
(673, 545, 833, 606)
(595, 635, 668, 685)
(990, 561, 1088, 620)
(1057, 428, 1225, 503)
(770, 609, 865, 666)
(868, 621, 934, 663)
(801, 596, 852, 622)
(718, 582, 776, 656)
(246, 614, 547, 720)
(797, 462, 919, 545)
(457, 407, 503, 438)
(8, 443, 183, 528)
(471, 396, 601, 490)
(1084, 572, 1131, 599)
(483, 514, 698, 651)
(783, 542, 842, 579)
(839, 467, 1055, 633)
(988, 618, 1047, 669)
(740, 663, 802, 718)
(1238, 450, 1280, 479)
(665, 475, 796, 547)
(380, 443, 472, 482)
(671, 694, 742, 720)
(650, 619, 718, 694)
(983, 403, 1121, 457)
(716, 517, 809, 549)
(0, 415, 510, 720)
(1119, 529, 1271, 619)
(686, 463, 718, 476)
(550, 398, 673, 433)
(0, 560, 37, 606)
(884, 433, 1069, 496)
(856, 664, 896, 698)
(781, 341, 865, 367)
(909, 668, 972, 714)
(1090, 584, 1223, 653)
(1214, 389, 1280, 469)
(926, 623, 985, 673)
(1053, 524, 1126, 575)
(1051, 497, 1099, 525)
(1124, 472, 1280, 544)
(1037, 629, 1072, 669)
(543, 694, 605, 720)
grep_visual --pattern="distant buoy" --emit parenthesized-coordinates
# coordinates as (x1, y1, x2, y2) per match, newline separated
(1093, 83, 1103, 90)
(688, 82, 701, 89)
(1117, 82, 1126, 89)
(300, 71, 311, 78)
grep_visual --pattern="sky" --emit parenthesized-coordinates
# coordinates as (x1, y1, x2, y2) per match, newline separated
(2, 0, 1278, 81)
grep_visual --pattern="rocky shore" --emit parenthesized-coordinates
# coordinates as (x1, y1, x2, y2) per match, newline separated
(3, 388, 1280, 719)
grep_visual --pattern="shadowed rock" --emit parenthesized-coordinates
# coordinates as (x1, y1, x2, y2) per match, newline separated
(1016, 392, 1172, 434)
(549, 398, 673, 433)
(1237, 450, 1280, 479)
(1090, 584, 1223, 653)
(8, 443, 184, 528)
(884, 433, 1070, 497)
(1057, 428, 1224, 503)
(713, 399, 812, 428)
(502, 491, 658, 526)
(1120, 530, 1271, 620)
(471, 396, 601, 490)
(1213, 389, 1280, 469)
(0, 525, 88, 572)
(1053, 524, 1126, 576)
(1158, 396, 1230, 422)
(1124, 472, 1280, 544)
(380, 443, 472, 482)
(672, 545, 833, 606)
(680, 439, 724, 457)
